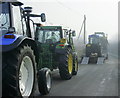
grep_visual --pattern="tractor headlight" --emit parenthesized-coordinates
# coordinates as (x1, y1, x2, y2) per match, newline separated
(60, 38, 66, 43)
(86, 44, 91, 47)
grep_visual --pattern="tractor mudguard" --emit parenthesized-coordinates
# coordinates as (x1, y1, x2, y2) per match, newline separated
(0, 34, 36, 52)
(55, 47, 66, 54)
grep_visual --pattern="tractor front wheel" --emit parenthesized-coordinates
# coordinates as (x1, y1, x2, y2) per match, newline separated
(37, 68, 52, 95)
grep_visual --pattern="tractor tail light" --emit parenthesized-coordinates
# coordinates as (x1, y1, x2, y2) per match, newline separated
(59, 44, 64, 47)
(4, 35, 15, 39)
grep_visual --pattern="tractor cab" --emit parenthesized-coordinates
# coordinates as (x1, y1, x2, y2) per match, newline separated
(63, 29, 76, 45)
(35, 26, 76, 44)
(88, 32, 108, 50)
(0, 1, 46, 38)
(35, 26, 76, 52)
(35, 26, 62, 44)
(0, 2, 23, 36)
(88, 34, 100, 45)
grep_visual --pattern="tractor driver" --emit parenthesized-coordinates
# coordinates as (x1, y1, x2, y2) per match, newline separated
(46, 32, 57, 43)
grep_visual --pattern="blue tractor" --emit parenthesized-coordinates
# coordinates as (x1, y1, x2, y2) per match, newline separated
(86, 32, 108, 64)
(1, 1, 52, 97)
(81, 32, 108, 64)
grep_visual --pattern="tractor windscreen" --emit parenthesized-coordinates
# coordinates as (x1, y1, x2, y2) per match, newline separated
(95, 34, 104, 37)
(37, 29, 61, 43)
(0, 2, 10, 35)
(89, 36, 100, 44)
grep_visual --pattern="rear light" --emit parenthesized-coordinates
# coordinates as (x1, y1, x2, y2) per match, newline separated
(59, 44, 64, 47)
(4, 35, 15, 39)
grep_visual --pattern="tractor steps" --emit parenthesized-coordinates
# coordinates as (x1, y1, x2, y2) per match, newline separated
(81, 57, 105, 64)
(97, 57, 105, 64)
(81, 57, 89, 64)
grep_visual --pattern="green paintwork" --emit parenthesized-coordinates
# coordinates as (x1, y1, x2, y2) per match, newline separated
(37, 43, 58, 70)
(56, 43, 65, 49)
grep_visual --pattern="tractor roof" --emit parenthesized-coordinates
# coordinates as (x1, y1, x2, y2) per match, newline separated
(94, 32, 104, 34)
(94, 32, 105, 37)
(89, 34, 99, 38)
(89, 32, 106, 38)
(1, 0, 23, 6)
(38, 26, 62, 30)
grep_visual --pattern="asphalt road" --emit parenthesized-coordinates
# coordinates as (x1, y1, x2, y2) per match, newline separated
(36, 54, 118, 96)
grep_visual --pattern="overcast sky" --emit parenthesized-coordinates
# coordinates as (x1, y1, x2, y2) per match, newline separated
(21, 0, 118, 43)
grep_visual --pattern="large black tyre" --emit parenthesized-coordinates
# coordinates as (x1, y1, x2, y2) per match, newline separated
(72, 57, 78, 75)
(58, 48, 73, 80)
(86, 46, 91, 57)
(37, 68, 52, 95)
(2, 44, 37, 97)
(97, 45, 102, 57)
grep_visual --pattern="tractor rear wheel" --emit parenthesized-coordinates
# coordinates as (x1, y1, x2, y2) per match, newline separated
(58, 48, 73, 80)
(72, 58, 78, 75)
(2, 44, 37, 97)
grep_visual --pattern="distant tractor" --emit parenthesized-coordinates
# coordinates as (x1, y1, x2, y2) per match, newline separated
(81, 32, 108, 64)
(35, 26, 79, 80)
(1, 1, 52, 97)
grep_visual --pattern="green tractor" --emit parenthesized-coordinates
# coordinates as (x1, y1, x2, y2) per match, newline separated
(35, 26, 79, 80)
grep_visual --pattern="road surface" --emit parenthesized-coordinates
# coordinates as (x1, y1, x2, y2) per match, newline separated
(36, 54, 118, 96)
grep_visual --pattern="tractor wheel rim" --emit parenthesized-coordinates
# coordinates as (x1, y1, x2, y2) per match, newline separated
(46, 71, 51, 91)
(19, 56, 34, 96)
(68, 53, 73, 74)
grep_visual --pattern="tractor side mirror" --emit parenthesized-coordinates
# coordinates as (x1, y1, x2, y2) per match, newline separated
(72, 30, 76, 37)
(41, 13, 46, 22)
(66, 31, 69, 35)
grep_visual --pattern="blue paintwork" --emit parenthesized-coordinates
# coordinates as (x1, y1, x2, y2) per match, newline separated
(89, 34, 99, 38)
(0, 34, 22, 45)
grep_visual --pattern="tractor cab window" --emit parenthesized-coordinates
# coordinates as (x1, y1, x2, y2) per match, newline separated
(0, 2, 25, 36)
(0, 2, 10, 35)
(63, 29, 67, 38)
(12, 5, 23, 35)
(96, 34, 104, 37)
(37, 29, 61, 43)
(89, 37, 99, 44)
